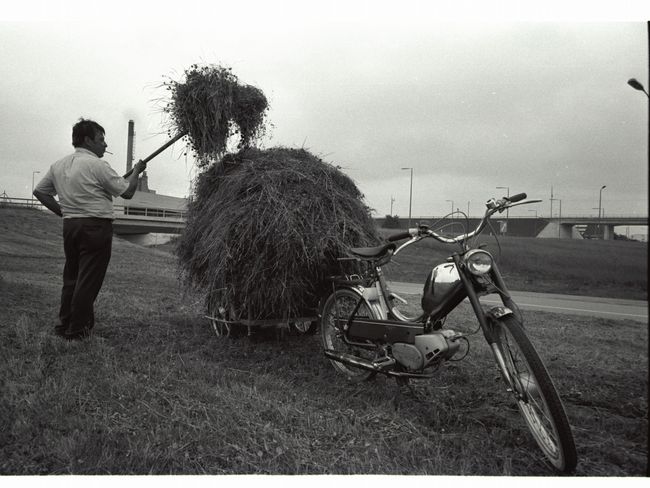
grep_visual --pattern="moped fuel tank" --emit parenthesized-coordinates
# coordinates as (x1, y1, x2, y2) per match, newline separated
(421, 263, 463, 315)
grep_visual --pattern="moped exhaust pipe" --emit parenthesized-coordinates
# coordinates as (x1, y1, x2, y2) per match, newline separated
(323, 350, 436, 379)
(324, 349, 392, 372)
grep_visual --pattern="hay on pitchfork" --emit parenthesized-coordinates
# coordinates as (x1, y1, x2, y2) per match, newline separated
(163, 64, 268, 168)
(176, 146, 380, 321)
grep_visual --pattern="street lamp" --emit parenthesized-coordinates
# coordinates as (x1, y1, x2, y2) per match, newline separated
(496, 186, 509, 234)
(445, 199, 454, 216)
(31, 171, 40, 207)
(558, 199, 562, 239)
(401, 167, 413, 228)
(598, 185, 606, 239)
(628, 78, 649, 182)
(550, 193, 559, 238)
(628, 78, 650, 98)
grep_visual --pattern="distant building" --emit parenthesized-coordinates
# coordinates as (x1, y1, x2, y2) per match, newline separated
(137, 171, 154, 193)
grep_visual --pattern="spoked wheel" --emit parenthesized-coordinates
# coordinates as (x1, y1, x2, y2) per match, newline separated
(290, 319, 318, 335)
(320, 288, 378, 382)
(492, 315, 577, 473)
(207, 301, 247, 338)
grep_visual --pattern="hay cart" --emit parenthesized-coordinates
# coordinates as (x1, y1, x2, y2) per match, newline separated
(205, 298, 318, 338)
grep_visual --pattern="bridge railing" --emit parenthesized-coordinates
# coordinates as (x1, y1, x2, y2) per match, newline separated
(1, 196, 187, 221)
(0, 196, 43, 209)
(114, 205, 186, 220)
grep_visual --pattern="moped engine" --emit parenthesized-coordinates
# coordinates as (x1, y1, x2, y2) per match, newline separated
(392, 330, 460, 371)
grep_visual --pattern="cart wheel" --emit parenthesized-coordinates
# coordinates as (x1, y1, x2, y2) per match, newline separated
(290, 320, 318, 335)
(207, 303, 247, 338)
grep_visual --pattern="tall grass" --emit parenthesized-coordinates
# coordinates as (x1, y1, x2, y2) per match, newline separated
(0, 207, 647, 475)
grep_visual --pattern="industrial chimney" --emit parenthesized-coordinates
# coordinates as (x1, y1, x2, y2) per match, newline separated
(126, 119, 135, 173)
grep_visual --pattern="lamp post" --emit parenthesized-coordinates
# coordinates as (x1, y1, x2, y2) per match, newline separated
(550, 193, 559, 238)
(496, 186, 509, 234)
(628, 77, 649, 180)
(558, 199, 562, 238)
(31, 171, 40, 207)
(549, 185, 554, 220)
(401, 167, 413, 228)
(445, 199, 454, 216)
(390, 195, 395, 216)
(598, 185, 606, 239)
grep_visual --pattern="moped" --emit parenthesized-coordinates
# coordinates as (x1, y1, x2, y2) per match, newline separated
(319, 192, 577, 473)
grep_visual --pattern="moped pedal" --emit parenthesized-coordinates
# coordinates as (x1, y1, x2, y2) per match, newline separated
(373, 356, 396, 370)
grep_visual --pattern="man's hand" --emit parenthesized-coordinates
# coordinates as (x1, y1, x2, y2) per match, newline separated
(133, 160, 147, 174)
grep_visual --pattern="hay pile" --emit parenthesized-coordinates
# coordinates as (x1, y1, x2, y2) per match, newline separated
(163, 64, 268, 168)
(176, 147, 379, 320)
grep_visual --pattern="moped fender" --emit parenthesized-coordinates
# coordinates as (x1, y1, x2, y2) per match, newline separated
(486, 306, 513, 320)
(318, 284, 366, 315)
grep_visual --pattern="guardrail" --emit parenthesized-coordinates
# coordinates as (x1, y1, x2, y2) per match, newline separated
(1, 196, 187, 220)
(114, 205, 186, 220)
(0, 196, 43, 208)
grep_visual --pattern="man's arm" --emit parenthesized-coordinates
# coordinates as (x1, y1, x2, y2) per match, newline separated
(33, 190, 62, 217)
(120, 160, 148, 199)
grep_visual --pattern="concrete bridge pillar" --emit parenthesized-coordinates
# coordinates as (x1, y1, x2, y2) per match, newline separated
(538, 221, 577, 239)
(603, 225, 614, 240)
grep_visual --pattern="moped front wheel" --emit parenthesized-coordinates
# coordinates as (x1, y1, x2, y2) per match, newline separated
(491, 315, 577, 473)
(320, 288, 378, 382)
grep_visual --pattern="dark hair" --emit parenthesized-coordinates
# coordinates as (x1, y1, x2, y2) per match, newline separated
(72, 118, 105, 147)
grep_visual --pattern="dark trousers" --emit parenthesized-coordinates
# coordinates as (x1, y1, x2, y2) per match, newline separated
(59, 218, 113, 336)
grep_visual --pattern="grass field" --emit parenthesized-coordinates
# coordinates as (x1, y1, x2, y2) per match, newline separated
(375, 228, 647, 300)
(0, 207, 647, 476)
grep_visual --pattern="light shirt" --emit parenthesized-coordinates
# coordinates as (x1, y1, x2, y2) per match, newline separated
(35, 148, 129, 219)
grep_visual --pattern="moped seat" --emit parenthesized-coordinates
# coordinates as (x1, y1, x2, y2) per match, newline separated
(348, 242, 396, 260)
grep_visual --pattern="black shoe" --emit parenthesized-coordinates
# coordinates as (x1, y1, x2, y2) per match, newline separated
(64, 328, 91, 341)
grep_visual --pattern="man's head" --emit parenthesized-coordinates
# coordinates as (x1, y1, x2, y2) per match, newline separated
(72, 118, 107, 158)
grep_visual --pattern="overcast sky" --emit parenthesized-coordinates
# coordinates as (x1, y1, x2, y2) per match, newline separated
(1, 2, 648, 223)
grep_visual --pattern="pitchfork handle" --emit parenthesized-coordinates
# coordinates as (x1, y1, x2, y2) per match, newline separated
(122, 132, 186, 178)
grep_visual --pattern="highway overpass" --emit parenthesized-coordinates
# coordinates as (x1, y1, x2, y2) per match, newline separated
(375, 215, 648, 240)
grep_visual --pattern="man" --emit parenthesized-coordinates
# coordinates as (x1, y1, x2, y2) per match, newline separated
(33, 118, 147, 341)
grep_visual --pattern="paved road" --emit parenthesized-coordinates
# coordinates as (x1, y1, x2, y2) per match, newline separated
(389, 282, 648, 323)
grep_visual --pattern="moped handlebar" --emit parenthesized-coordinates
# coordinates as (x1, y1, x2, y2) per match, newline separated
(506, 192, 527, 203)
(389, 192, 542, 254)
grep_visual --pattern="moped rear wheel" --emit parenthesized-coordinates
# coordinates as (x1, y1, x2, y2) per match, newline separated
(492, 315, 577, 473)
(320, 288, 378, 382)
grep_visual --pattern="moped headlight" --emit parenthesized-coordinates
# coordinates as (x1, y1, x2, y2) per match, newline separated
(465, 249, 493, 276)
